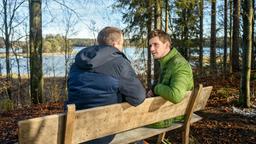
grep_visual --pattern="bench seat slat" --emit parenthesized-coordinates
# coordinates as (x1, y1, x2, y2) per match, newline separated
(111, 114, 202, 144)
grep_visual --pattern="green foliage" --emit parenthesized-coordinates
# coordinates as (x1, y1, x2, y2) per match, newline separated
(113, 0, 148, 47)
(172, 0, 200, 56)
(43, 34, 64, 53)
(0, 99, 14, 112)
(42, 34, 98, 53)
(69, 38, 95, 47)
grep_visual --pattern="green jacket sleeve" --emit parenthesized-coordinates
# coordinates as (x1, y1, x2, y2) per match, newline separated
(154, 62, 193, 104)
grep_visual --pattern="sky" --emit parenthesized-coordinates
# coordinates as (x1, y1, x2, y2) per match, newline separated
(42, 0, 124, 39)
(0, 0, 224, 40)
(41, 0, 220, 39)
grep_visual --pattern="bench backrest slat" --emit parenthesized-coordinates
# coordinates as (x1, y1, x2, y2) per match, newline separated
(18, 86, 213, 144)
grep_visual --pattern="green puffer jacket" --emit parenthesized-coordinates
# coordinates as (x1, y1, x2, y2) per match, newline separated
(147, 48, 194, 128)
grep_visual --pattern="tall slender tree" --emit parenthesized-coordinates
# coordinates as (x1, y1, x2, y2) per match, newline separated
(182, 7, 189, 59)
(61, 8, 77, 99)
(229, 0, 233, 73)
(165, 0, 169, 32)
(29, 0, 43, 104)
(153, 0, 162, 82)
(199, 0, 204, 73)
(240, 0, 253, 107)
(154, 0, 162, 29)
(232, 0, 240, 72)
(147, 0, 153, 89)
(3, 0, 11, 92)
(210, 0, 217, 74)
(1, 0, 26, 100)
(224, 0, 228, 75)
(3, 0, 10, 89)
(252, 0, 255, 70)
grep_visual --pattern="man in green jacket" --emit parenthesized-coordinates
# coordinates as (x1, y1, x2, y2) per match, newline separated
(147, 29, 194, 128)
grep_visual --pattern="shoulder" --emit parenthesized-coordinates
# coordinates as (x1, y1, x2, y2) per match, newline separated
(168, 54, 191, 72)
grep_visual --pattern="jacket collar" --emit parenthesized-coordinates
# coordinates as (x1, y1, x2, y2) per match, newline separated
(159, 47, 178, 66)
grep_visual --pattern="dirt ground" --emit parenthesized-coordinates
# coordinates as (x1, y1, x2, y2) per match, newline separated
(0, 75, 256, 144)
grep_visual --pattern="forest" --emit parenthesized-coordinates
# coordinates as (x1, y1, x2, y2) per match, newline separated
(0, 0, 256, 143)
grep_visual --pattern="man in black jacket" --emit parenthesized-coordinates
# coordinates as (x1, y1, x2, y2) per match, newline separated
(66, 26, 146, 144)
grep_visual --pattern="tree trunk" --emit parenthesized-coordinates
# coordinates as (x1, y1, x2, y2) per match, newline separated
(224, 0, 228, 75)
(229, 0, 233, 73)
(232, 0, 240, 72)
(199, 0, 204, 73)
(155, 0, 162, 29)
(63, 13, 73, 100)
(29, 0, 43, 104)
(210, 0, 217, 74)
(153, 0, 162, 83)
(64, 37, 70, 100)
(165, 0, 168, 32)
(11, 46, 22, 107)
(3, 0, 12, 99)
(252, 0, 255, 70)
(240, 0, 252, 108)
(184, 8, 189, 60)
(180, 8, 189, 59)
(147, 0, 152, 89)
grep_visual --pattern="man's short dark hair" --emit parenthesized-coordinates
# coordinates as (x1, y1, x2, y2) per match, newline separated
(148, 29, 172, 46)
(97, 27, 123, 45)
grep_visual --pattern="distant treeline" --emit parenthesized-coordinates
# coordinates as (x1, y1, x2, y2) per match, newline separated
(0, 35, 236, 54)
(70, 37, 233, 48)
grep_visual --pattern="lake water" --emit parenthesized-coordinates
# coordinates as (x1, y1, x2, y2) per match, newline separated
(0, 47, 230, 77)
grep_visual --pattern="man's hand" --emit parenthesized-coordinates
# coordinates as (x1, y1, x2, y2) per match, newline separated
(146, 90, 154, 98)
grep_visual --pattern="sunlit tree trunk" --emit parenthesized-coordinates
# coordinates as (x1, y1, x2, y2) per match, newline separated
(29, 0, 43, 104)
(154, 0, 162, 29)
(165, 0, 168, 32)
(147, 0, 152, 89)
(240, 0, 252, 108)
(232, 0, 240, 73)
(210, 0, 217, 74)
(199, 0, 204, 73)
(224, 0, 228, 76)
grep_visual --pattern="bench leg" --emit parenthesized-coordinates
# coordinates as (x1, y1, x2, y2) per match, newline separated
(182, 84, 203, 144)
(156, 132, 166, 144)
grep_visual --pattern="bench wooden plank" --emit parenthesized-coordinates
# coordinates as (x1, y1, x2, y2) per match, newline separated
(111, 114, 202, 144)
(18, 113, 65, 144)
(18, 86, 212, 144)
(64, 104, 76, 144)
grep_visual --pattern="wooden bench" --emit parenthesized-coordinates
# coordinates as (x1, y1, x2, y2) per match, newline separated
(18, 84, 212, 144)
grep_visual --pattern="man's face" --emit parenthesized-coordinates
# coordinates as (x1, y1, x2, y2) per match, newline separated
(149, 36, 170, 59)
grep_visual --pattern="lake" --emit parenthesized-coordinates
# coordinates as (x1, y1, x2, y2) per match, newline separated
(0, 47, 230, 77)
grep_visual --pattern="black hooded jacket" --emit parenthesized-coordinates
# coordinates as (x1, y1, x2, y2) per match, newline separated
(66, 45, 146, 144)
